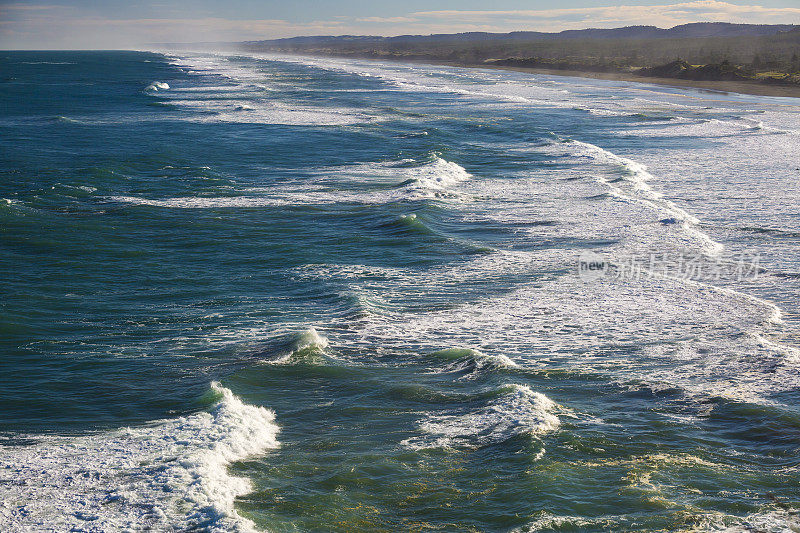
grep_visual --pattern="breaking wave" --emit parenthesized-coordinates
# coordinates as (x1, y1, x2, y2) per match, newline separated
(0, 383, 279, 532)
(403, 384, 559, 449)
(259, 327, 332, 365)
(105, 155, 472, 208)
(428, 347, 518, 378)
(145, 81, 170, 92)
(399, 156, 472, 192)
(566, 139, 724, 254)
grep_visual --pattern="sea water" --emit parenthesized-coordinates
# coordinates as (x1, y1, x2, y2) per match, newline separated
(1, 49, 799, 531)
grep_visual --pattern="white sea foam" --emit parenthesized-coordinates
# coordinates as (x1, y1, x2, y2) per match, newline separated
(403, 384, 559, 449)
(402, 157, 472, 192)
(611, 117, 795, 139)
(175, 99, 375, 126)
(714, 510, 800, 532)
(52, 183, 97, 194)
(0, 383, 279, 532)
(248, 53, 598, 111)
(107, 194, 296, 208)
(319, 241, 795, 405)
(429, 347, 519, 377)
(302, 155, 471, 192)
(515, 512, 626, 531)
(563, 140, 724, 254)
(170, 84, 269, 93)
(145, 81, 170, 92)
(106, 155, 472, 208)
(710, 117, 796, 135)
(158, 54, 377, 126)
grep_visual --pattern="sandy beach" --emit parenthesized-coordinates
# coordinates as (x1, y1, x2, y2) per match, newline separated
(336, 55, 800, 99)
(473, 63, 800, 98)
(242, 50, 800, 99)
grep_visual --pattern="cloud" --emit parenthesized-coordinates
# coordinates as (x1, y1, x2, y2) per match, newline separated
(0, 3, 64, 10)
(412, 1, 800, 29)
(0, 15, 353, 48)
(0, 2, 64, 21)
(1, 1, 799, 49)
(355, 16, 419, 24)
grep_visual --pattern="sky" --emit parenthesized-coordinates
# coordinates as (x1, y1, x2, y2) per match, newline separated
(2, 0, 800, 49)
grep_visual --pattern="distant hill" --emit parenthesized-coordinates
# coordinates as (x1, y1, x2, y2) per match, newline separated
(243, 22, 796, 47)
(238, 21, 800, 90)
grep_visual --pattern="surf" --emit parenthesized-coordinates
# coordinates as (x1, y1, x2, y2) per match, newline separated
(0, 383, 279, 532)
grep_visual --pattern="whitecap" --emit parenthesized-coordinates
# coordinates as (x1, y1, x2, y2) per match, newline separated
(403, 384, 559, 449)
(402, 157, 472, 192)
(428, 347, 518, 378)
(563, 139, 724, 255)
(266, 327, 331, 364)
(145, 81, 170, 92)
(0, 383, 279, 532)
(104, 154, 472, 209)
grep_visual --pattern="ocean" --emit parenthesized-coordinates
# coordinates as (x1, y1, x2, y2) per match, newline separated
(1, 50, 799, 532)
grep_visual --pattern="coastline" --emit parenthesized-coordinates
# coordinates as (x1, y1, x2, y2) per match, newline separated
(245, 50, 800, 99)
(473, 63, 800, 99)
(402, 58, 800, 99)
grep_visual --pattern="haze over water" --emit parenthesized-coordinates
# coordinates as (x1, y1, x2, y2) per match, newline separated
(1, 50, 799, 531)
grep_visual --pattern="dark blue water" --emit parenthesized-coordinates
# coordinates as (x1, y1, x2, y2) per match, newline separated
(1, 50, 799, 531)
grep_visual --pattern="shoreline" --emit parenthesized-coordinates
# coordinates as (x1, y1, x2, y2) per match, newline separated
(405, 58, 800, 99)
(472, 63, 800, 99)
(248, 50, 800, 99)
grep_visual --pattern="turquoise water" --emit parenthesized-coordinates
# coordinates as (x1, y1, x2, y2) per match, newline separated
(1, 50, 799, 531)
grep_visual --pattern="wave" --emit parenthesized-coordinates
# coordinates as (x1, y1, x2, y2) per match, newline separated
(176, 100, 376, 126)
(262, 327, 331, 364)
(105, 155, 472, 209)
(428, 347, 518, 378)
(50, 183, 97, 197)
(328, 154, 471, 197)
(713, 117, 796, 135)
(517, 507, 800, 532)
(516, 512, 623, 531)
(566, 139, 724, 254)
(0, 383, 279, 532)
(381, 213, 435, 235)
(106, 194, 292, 208)
(740, 225, 800, 239)
(338, 244, 794, 405)
(403, 384, 559, 449)
(399, 156, 471, 192)
(157, 55, 377, 126)
(169, 84, 268, 93)
(715, 510, 800, 532)
(608, 115, 796, 140)
(52, 115, 87, 124)
(628, 112, 677, 121)
(145, 81, 170, 92)
(249, 53, 593, 111)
